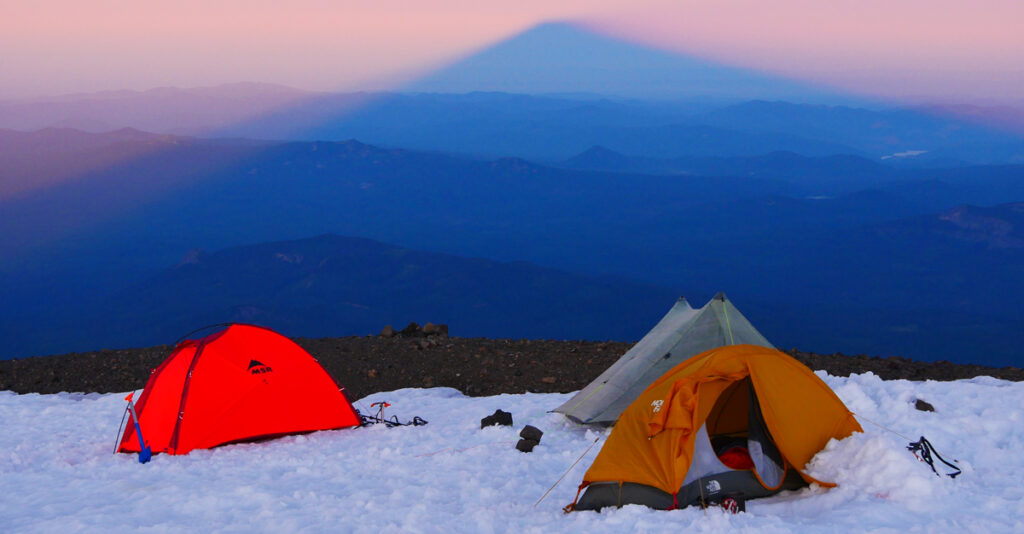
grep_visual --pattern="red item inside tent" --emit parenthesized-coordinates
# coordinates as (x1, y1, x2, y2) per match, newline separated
(718, 446, 755, 470)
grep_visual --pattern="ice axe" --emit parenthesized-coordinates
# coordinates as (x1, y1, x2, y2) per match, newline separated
(124, 392, 152, 464)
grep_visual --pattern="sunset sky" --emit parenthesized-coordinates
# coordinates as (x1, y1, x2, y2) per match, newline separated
(2, 0, 1021, 103)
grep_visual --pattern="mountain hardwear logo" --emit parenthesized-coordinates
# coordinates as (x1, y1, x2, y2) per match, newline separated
(248, 359, 273, 375)
(650, 400, 664, 413)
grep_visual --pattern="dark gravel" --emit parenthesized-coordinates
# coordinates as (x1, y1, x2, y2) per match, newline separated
(1, 335, 1021, 398)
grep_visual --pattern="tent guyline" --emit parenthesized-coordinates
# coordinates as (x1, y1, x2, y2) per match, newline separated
(531, 435, 602, 509)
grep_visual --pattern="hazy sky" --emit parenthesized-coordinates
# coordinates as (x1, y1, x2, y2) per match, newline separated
(2, 0, 1021, 103)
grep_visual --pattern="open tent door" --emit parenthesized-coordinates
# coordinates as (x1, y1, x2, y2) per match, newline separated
(577, 377, 804, 511)
(571, 345, 861, 512)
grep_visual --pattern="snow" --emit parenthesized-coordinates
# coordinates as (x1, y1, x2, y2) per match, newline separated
(881, 149, 928, 159)
(2, 372, 1023, 533)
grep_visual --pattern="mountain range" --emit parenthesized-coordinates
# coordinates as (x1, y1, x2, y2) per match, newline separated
(4, 91, 1022, 164)
(2, 22, 1022, 164)
(1, 128, 1022, 365)
(1, 234, 677, 356)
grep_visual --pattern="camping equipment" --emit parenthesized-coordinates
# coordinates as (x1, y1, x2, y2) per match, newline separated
(555, 293, 772, 425)
(568, 344, 862, 511)
(117, 324, 360, 457)
(359, 400, 428, 427)
(908, 436, 961, 478)
(116, 391, 153, 464)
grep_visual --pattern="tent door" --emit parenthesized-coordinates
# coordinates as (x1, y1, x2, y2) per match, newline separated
(747, 382, 786, 489)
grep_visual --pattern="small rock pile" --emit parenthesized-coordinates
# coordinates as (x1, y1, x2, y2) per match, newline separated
(379, 322, 450, 350)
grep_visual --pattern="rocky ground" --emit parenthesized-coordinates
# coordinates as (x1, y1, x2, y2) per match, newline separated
(1, 324, 1021, 398)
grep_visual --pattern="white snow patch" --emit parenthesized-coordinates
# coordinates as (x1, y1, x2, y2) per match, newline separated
(881, 149, 928, 160)
(2, 375, 1023, 533)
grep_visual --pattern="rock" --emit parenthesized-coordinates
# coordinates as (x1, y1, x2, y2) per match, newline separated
(422, 323, 450, 338)
(516, 438, 539, 453)
(541, 376, 556, 384)
(481, 409, 513, 428)
(914, 398, 935, 412)
(520, 425, 543, 442)
(401, 322, 422, 336)
(379, 325, 395, 338)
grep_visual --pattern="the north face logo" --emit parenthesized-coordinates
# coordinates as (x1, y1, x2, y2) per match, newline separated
(248, 360, 273, 375)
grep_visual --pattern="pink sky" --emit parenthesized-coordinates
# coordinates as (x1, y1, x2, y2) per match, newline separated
(2, 0, 1021, 103)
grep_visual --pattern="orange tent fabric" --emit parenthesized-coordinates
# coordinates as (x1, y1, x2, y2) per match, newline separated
(581, 344, 861, 497)
(119, 324, 359, 455)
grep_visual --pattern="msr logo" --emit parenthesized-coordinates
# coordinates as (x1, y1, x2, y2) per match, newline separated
(248, 359, 273, 375)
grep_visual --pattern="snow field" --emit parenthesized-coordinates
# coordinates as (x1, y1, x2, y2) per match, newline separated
(0, 372, 1022, 533)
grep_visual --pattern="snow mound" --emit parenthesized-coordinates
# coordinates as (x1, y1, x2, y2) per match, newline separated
(806, 432, 949, 510)
(1, 374, 1023, 533)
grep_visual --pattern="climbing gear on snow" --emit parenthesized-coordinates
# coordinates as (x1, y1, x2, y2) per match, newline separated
(853, 413, 962, 480)
(855, 414, 962, 479)
(117, 391, 152, 464)
(908, 436, 961, 478)
(359, 401, 428, 428)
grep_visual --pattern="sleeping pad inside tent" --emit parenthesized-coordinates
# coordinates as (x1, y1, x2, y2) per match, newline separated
(570, 344, 862, 512)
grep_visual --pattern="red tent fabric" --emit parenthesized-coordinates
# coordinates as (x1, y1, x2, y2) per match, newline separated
(119, 324, 359, 455)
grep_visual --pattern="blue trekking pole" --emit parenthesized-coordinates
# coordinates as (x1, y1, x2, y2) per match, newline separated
(124, 392, 152, 464)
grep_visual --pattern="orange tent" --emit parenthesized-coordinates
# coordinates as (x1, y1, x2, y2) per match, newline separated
(119, 324, 359, 456)
(572, 344, 861, 511)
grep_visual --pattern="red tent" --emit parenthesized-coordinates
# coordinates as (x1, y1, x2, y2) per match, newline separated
(119, 324, 359, 456)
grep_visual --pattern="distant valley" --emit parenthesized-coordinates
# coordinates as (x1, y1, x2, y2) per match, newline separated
(1, 126, 1022, 365)
(0, 234, 677, 357)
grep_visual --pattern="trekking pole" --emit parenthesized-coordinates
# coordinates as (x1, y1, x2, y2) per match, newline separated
(113, 404, 130, 454)
(124, 392, 152, 464)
